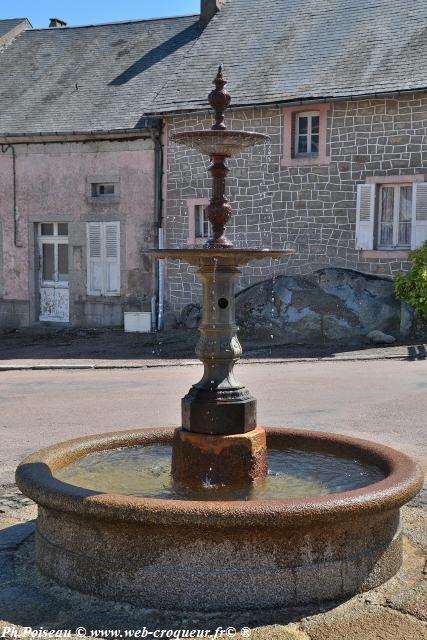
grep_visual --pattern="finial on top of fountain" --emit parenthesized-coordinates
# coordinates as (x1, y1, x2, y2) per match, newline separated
(208, 65, 231, 130)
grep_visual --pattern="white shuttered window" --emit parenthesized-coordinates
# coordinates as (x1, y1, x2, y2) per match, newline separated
(412, 183, 427, 249)
(87, 222, 120, 296)
(355, 184, 375, 250)
(356, 181, 427, 250)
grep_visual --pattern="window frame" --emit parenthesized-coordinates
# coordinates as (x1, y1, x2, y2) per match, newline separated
(377, 183, 413, 250)
(91, 182, 116, 198)
(187, 198, 210, 245)
(294, 111, 320, 158)
(194, 204, 212, 239)
(86, 175, 120, 204)
(357, 175, 426, 256)
(282, 103, 330, 167)
(38, 222, 69, 286)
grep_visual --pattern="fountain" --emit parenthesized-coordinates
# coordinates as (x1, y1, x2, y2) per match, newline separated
(16, 68, 423, 612)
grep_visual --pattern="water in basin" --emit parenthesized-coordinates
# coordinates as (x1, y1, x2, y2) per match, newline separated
(55, 445, 385, 501)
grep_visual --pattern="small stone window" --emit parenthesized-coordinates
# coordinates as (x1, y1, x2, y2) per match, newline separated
(282, 104, 330, 167)
(294, 111, 320, 157)
(195, 204, 211, 239)
(86, 176, 120, 203)
(187, 198, 210, 245)
(91, 183, 116, 197)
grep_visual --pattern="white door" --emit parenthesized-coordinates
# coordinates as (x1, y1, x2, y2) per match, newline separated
(38, 223, 70, 322)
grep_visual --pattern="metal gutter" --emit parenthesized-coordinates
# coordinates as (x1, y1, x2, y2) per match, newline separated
(150, 87, 427, 119)
(0, 143, 20, 247)
(149, 120, 165, 331)
(0, 124, 157, 144)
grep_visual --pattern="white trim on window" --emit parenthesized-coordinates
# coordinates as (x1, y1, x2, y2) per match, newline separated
(355, 184, 375, 250)
(412, 182, 427, 248)
(356, 175, 427, 251)
(377, 183, 412, 249)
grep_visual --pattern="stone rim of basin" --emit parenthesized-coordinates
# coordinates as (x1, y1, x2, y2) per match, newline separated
(15, 427, 423, 527)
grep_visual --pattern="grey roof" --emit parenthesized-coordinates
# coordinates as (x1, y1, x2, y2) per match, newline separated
(1, 0, 427, 135)
(0, 18, 28, 39)
(0, 15, 200, 134)
(153, 0, 427, 112)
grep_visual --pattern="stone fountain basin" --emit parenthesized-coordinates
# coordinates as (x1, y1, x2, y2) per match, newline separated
(15, 428, 423, 611)
(171, 129, 269, 157)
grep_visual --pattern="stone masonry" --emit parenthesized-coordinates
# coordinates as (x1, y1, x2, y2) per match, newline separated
(165, 94, 427, 312)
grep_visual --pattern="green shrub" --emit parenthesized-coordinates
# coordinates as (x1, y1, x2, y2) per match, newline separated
(394, 241, 427, 319)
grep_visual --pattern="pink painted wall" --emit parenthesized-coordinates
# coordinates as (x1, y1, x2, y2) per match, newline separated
(0, 137, 155, 325)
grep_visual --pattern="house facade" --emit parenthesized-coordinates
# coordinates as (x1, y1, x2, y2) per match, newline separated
(0, 134, 155, 327)
(0, 14, 200, 329)
(155, 0, 427, 324)
(164, 96, 427, 312)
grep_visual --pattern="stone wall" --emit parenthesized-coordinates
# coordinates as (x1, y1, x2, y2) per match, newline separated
(236, 268, 411, 344)
(165, 93, 427, 312)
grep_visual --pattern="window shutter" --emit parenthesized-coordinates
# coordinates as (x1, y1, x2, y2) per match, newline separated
(355, 184, 375, 250)
(87, 223, 103, 295)
(104, 221, 120, 296)
(411, 183, 427, 249)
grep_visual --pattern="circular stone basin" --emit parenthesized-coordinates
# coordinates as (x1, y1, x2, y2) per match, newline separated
(171, 130, 269, 157)
(16, 428, 423, 612)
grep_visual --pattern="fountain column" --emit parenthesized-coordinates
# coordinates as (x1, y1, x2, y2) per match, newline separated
(172, 257, 267, 487)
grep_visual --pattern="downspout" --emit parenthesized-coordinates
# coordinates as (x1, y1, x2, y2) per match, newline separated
(149, 120, 165, 330)
(1, 143, 20, 247)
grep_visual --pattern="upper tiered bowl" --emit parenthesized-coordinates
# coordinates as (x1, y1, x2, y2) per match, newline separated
(171, 129, 268, 157)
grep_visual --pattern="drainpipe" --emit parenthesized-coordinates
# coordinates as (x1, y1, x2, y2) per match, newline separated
(149, 120, 165, 331)
(1, 143, 20, 247)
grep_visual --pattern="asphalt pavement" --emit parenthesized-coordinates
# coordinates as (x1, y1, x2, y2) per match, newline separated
(0, 359, 426, 488)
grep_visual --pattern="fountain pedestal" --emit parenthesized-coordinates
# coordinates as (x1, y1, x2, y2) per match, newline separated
(173, 259, 266, 486)
(172, 427, 267, 487)
(181, 262, 256, 436)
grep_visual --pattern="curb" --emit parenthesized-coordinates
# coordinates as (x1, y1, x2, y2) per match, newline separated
(0, 352, 423, 371)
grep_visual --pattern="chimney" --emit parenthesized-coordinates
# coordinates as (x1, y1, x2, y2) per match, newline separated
(49, 18, 67, 28)
(200, 0, 226, 27)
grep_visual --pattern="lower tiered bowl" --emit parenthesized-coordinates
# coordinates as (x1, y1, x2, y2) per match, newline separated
(16, 427, 423, 611)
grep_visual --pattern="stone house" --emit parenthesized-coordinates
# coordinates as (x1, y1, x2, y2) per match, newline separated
(1, 0, 427, 336)
(0, 14, 200, 328)
(152, 0, 427, 334)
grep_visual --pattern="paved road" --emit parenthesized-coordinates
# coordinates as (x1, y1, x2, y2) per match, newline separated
(0, 359, 426, 486)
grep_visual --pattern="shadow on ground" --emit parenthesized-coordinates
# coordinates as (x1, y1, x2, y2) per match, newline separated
(0, 328, 426, 362)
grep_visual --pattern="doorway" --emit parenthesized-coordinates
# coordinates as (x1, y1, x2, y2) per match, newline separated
(38, 222, 69, 322)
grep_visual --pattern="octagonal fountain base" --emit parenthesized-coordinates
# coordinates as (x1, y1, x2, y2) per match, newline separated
(15, 427, 423, 611)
